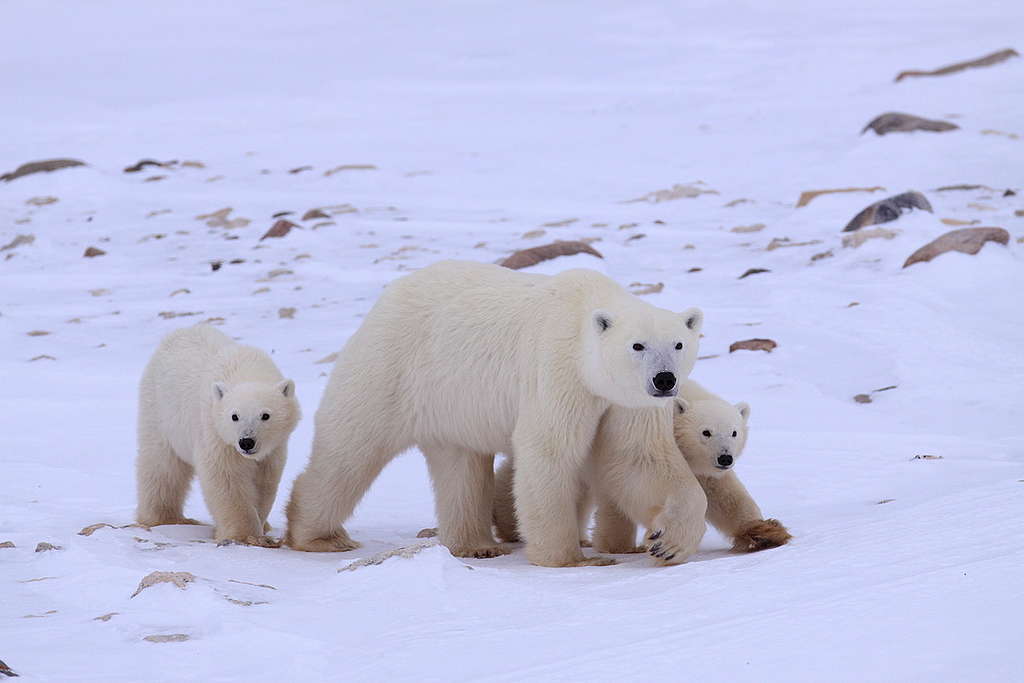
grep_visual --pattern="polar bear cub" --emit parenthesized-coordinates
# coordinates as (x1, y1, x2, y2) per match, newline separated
(136, 325, 300, 546)
(286, 260, 705, 567)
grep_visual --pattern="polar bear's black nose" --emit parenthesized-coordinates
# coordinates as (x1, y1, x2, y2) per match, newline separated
(238, 438, 256, 452)
(717, 454, 733, 468)
(653, 372, 676, 392)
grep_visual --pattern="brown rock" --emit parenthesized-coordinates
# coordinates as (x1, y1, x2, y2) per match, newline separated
(902, 227, 1009, 268)
(843, 191, 932, 232)
(499, 240, 603, 270)
(629, 282, 664, 295)
(324, 164, 377, 176)
(730, 223, 765, 233)
(729, 338, 777, 353)
(143, 634, 190, 643)
(278, 307, 296, 319)
(131, 570, 196, 598)
(0, 541, 14, 548)
(895, 48, 1019, 82)
(810, 249, 834, 262)
(261, 219, 299, 240)
(940, 218, 979, 226)
(83, 246, 106, 258)
(1, 234, 34, 251)
(934, 184, 992, 192)
(521, 229, 546, 239)
(861, 112, 958, 136)
(124, 159, 172, 173)
(302, 209, 330, 221)
(766, 237, 822, 251)
(687, 267, 702, 273)
(738, 268, 770, 279)
(622, 182, 718, 203)
(34, 542, 62, 552)
(796, 186, 884, 208)
(289, 165, 313, 174)
(1016, 210, 1024, 217)
(853, 394, 872, 404)
(26, 196, 58, 206)
(1, 158, 86, 182)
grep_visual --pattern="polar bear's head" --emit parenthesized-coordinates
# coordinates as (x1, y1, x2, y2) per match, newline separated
(673, 398, 750, 477)
(211, 379, 300, 460)
(582, 302, 703, 409)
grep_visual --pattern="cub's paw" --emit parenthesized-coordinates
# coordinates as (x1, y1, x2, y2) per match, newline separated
(447, 542, 510, 559)
(732, 519, 792, 553)
(217, 535, 282, 548)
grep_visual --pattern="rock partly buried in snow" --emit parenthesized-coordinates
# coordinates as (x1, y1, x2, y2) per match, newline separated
(1, 158, 86, 182)
(842, 191, 932, 232)
(302, 208, 330, 221)
(499, 240, 603, 270)
(796, 187, 884, 208)
(34, 542, 62, 552)
(0, 234, 34, 251)
(143, 634, 190, 643)
(131, 571, 196, 598)
(0, 541, 14, 548)
(124, 159, 173, 173)
(0, 659, 18, 677)
(861, 112, 958, 136)
(261, 219, 298, 240)
(895, 48, 1019, 82)
(730, 223, 765, 233)
(629, 282, 664, 295)
(854, 394, 872, 404)
(902, 227, 1009, 268)
(842, 227, 899, 249)
(622, 181, 718, 203)
(738, 268, 770, 279)
(729, 338, 777, 353)
(26, 196, 58, 206)
(83, 246, 106, 258)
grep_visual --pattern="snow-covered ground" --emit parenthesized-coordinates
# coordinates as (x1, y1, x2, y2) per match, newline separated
(2, 1, 1022, 680)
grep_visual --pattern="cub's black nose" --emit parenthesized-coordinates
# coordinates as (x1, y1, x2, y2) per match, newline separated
(717, 454, 733, 468)
(653, 372, 676, 392)
(239, 438, 256, 452)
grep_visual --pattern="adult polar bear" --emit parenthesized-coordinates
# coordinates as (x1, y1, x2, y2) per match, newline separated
(286, 260, 706, 567)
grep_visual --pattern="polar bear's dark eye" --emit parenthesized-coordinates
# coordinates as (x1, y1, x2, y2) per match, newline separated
(674, 342, 683, 350)
(632, 343, 645, 351)
(702, 429, 711, 437)
(261, 413, 270, 421)
(231, 414, 239, 422)
(732, 430, 737, 437)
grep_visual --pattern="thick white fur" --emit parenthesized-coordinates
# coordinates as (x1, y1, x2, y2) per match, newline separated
(136, 325, 300, 546)
(285, 260, 703, 566)
(494, 380, 758, 565)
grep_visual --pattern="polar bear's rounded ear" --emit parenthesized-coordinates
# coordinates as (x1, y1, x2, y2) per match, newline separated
(592, 310, 613, 333)
(681, 307, 703, 333)
(277, 379, 295, 398)
(736, 402, 751, 422)
(212, 382, 227, 400)
(675, 398, 690, 415)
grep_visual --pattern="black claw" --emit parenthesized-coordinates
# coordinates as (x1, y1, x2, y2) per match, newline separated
(664, 553, 676, 562)
(649, 530, 663, 540)
(649, 542, 662, 554)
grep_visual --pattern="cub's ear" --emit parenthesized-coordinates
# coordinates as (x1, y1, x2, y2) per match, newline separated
(212, 382, 227, 400)
(681, 307, 703, 333)
(277, 379, 295, 398)
(592, 309, 613, 333)
(736, 402, 751, 421)
(675, 398, 690, 415)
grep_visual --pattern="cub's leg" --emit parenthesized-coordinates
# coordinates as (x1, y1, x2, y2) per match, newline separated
(135, 432, 200, 527)
(423, 445, 508, 558)
(592, 499, 643, 554)
(196, 448, 277, 547)
(699, 472, 791, 552)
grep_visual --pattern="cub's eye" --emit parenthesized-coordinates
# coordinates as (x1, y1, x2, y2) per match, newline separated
(261, 413, 270, 421)
(702, 429, 711, 438)
(732, 430, 737, 437)
(674, 342, 683, 350)
(231, 414, 239, 422)
(632, 343, 645, 351)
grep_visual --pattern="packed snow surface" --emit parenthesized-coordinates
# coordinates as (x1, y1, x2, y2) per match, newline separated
(2, 1, 1022, 681)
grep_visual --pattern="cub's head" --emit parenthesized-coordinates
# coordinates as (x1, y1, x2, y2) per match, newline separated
(673, 398, 750, 477)
(211, 379, 300, 460)
(582, 302, 703, 409)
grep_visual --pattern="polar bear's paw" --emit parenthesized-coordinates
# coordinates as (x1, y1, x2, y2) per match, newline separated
(446, 542, 511, 559)
(217, 535, 282, 549)
(646, 512, 702, 566)
(287, 530, 361, 553)
(731, 519, 791, 553)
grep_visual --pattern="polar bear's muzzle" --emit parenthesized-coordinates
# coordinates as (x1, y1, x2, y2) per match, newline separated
(716, 453, 734, 470)
(237, 437, 259, 457)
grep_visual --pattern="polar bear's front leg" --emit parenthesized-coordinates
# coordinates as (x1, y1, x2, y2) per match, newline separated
(422, 446, 508, 558)
(512, 416, 614, 568)
(196, 449, 277, 547)
(255, 447, 286, 532)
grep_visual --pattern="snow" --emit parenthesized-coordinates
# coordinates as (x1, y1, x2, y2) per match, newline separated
(2, 1, 1022, 680)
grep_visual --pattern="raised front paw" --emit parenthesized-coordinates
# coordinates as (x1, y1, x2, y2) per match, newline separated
(646, 511, 705, 566)
(732, 519, 792, 552)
